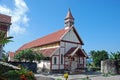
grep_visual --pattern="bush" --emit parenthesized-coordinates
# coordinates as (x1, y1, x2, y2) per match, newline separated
(0, 62, 36, 80)
(3, 66, 36, 80)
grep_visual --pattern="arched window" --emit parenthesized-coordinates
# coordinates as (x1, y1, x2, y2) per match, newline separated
(54, 57, 57, 64)
(61, 54, 63, 64)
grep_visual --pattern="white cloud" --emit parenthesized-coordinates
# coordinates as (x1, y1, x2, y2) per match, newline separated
(0, 0, 29, 35)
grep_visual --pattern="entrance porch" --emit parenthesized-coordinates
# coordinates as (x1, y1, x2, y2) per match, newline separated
(64, 47, 87, 73)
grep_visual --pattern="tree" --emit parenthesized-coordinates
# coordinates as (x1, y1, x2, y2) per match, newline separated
(14, 49, 44, 62)
(0, 30, 13, 60)
(110, 51, 120, 60)
(90, 50, 109, 67)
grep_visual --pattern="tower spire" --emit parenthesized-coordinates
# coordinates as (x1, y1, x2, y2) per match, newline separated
(64, 9, 74, 28)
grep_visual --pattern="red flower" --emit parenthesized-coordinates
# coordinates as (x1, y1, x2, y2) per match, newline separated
(20, 74, 27, 80)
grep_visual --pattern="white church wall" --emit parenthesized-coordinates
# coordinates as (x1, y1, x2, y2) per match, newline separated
(65, 43, 78, 53)
(60, 65, 64, 69)
(52, 65, 59, 69)
(37, 60, 50, 71)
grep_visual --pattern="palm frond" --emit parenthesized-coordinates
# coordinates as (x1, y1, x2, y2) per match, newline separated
(0, 30, 13, 45)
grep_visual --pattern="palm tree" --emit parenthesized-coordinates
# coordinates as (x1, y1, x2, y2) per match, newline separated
(110, 51, 120, 60)
(0, 30, 13, 60)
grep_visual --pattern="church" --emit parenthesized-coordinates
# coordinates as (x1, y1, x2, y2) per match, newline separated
(15, 9, 88, 72)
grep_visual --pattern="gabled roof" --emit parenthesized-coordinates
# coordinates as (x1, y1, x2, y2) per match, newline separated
(64, 47, 87, 57)
(72, 27, 84, 45)
(17, 28, 69, 51)
(61, 26, 84, 45)
(64, 47, 77, 57)
(17, 26, 84, 52)
(0, 14, 11, 24)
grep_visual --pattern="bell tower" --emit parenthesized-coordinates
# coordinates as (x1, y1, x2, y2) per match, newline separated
(64, 9, 74, 29)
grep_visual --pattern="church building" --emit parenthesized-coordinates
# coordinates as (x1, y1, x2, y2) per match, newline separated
(16, 9, 88, 72)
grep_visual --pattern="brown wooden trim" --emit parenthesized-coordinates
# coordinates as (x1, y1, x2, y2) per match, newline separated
(52, 64, 64, 65)
(77, 57, 78, 68)
(61, 40, 81, 44)
(83, 57, 84, 68)
(64, 41, 66, 69)
(50, 56, 52, 71)
(72, 27, 84, 45)
(60, 46, 65, 48)
(59, 48, 60, 70)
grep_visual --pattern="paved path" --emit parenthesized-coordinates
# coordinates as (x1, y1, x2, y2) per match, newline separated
(89, 75, 120, 80)
(35, 72, 120, 80)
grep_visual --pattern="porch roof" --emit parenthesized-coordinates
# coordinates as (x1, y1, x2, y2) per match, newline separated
(40, 48, 58, 57)
(64, 47, 88, 57)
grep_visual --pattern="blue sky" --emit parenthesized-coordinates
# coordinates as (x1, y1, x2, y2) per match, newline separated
(0, 0, 120, 54)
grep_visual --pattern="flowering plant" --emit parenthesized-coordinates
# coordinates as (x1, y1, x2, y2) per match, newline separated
(3, 66, 36, 80)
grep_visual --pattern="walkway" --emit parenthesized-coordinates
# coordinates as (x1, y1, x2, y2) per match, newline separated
(35, 72, 120, 80)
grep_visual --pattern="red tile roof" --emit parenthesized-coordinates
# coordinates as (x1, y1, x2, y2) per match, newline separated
(40, 48, 57, 57)
(9, 52, 15, 57)
(18, 28, 69, 51)
(0, 14, 11, 24)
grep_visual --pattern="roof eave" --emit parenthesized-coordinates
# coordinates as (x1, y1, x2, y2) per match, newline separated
(0, 21, 12, 26)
